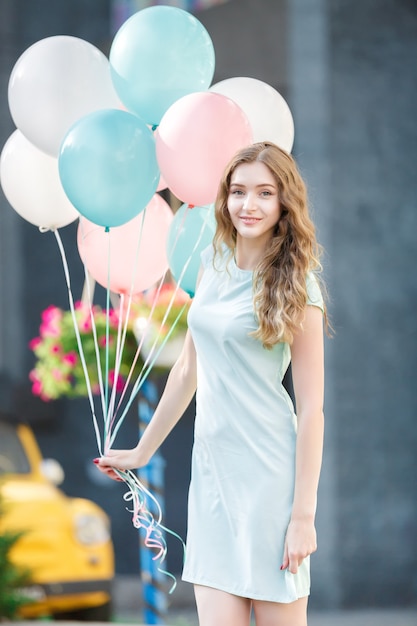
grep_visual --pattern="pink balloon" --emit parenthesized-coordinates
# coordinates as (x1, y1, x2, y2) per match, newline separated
(78, 193, 173, 294)
(156, 172, 168, 192)
(155, 92, 253, 206)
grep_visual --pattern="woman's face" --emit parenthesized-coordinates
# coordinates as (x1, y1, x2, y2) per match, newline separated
(227, 161, 281, 246)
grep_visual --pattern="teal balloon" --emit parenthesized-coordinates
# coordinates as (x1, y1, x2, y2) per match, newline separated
(110, 6, 215, 126)
(59, 109, 159, 228)
(167, 203, 216, 297)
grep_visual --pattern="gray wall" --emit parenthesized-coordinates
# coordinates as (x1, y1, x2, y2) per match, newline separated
(288, 0, 417, 608)
(0, 0, 416, 609)
(328, 0, 417, 607)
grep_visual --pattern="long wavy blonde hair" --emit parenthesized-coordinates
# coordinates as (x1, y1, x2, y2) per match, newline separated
(213, 141, 327, 347)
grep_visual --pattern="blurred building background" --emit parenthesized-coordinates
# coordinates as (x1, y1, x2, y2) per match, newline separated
(0, 0, 416, 611)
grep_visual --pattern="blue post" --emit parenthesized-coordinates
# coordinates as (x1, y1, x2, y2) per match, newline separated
(137, 377, 168, 625)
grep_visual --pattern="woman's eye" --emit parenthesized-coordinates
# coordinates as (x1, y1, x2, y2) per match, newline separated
(261, 190, 272, 196)
(231, 189, 244, 196)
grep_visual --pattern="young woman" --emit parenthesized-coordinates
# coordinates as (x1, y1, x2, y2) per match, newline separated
(96, 142, 327, 626)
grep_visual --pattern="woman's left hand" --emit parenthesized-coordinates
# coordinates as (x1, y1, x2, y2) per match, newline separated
(281, 518, 317, 574)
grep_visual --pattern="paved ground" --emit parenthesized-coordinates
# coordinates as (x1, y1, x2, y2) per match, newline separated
(114, 604, 417, 625)
(120, 607, 417, 626)
(11, 609, 417, 626)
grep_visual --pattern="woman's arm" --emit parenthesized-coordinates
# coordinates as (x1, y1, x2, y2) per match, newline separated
(96, 328, 197, 479)
(281, 304, 325, 574)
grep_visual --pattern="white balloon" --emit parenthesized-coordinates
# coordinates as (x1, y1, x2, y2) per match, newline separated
(8, 36, 122, 156)
(210, 77, 295, 152)
(0, 130, 79, 229)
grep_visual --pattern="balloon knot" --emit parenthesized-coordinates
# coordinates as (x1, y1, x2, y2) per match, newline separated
(151, 124, 158, 131)
(105, 226, 110, 233)
(188, 204, 195, 209)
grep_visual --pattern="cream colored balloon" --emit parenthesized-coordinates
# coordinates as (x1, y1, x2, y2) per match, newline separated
(0, 130, 79, 229)
(8, 36, 121, 157)
(210, 77, 295, 152)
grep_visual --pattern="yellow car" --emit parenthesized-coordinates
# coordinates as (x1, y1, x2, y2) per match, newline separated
(0, 417, 114, 620)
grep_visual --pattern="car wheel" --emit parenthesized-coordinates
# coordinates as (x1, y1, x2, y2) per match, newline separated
(53, 601, 112, 622)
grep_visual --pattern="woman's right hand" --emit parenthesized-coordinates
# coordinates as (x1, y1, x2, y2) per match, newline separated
(94, 448, 144, 481)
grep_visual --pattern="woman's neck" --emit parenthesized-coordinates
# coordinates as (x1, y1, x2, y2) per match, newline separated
(234, 239, 266, 270)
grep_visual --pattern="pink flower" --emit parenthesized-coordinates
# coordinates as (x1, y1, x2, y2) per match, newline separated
(107, 308, 119, 323)
(40, 306, 62, 337)
(108, 370, 125, 392)
(29, 369, 40, 382)
(40, 321, 61, 337)
(80, 318, 92, 332)
(41, 305, 62, 323)
(32, 380, 43, 396)
(63, 351, 78, 366)
(52, 368, 65, 381)
(98, 335, 114, 347)
(50, 343, 61, 355)
(74, 302, 92, 331)
(29, 337, 42, 350)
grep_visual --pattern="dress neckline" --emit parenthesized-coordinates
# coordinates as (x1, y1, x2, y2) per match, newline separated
(231, 254, 253, 278)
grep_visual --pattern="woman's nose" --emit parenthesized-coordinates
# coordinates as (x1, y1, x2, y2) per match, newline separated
(242, 193, 256, 211)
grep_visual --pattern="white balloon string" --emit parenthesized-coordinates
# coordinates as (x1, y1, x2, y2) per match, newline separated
(111, 270, 169, 424)
(104, 291, 125, 452)
(114, 207, 147, 403)
(108, 207, 211, 446)
(138, 284, 184, 369)
(78, 220, 107, 421)
(53, 229, 102, 456)
(87, 300, 107, 420)
(106, 292, 125, 435)
(129, 207, 147, 297)
(108, 302, 187, 449)
(110, 252, 182, 434)
(85, 295, 109, 437)
(108, 203, 210, 438)
(111, 295, 179, 436)
(103, 232, 112, 442)
(104, 208, 149, 446)
(114, 203, 196, 409)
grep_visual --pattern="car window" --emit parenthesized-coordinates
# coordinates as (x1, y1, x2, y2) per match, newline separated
(0, 422, 31, 474)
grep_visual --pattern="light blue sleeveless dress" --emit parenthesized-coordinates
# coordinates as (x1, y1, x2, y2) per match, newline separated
(182, 245, 324, 602)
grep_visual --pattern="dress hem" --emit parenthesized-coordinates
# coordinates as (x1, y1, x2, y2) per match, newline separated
(181, 574, 310, 604)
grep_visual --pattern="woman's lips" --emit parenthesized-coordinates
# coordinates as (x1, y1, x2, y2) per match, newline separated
(240, 216, 261, 225)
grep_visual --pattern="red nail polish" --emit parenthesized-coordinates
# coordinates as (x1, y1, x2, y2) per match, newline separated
(93, 458, 100, 464)
(280, 565, 284, 570)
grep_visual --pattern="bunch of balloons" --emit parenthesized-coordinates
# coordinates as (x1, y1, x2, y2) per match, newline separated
(0, 4, 294, 298)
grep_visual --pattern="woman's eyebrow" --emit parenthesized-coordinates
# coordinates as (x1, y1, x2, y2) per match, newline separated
(230, 182, 276, 188)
